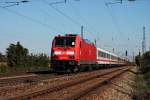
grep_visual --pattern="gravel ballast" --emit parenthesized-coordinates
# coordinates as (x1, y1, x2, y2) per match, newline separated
(80, 66, 136, 100)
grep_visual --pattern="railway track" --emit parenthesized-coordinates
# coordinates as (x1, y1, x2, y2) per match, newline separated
(0, 74, 39, 87)
(0, 72, 74, 88)
(3, 66, 131, 100)
(0, 74, 50, 87)
(0, 74, 37, 80)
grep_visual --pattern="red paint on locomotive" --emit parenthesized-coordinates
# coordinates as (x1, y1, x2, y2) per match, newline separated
(50, 34, 96, 72)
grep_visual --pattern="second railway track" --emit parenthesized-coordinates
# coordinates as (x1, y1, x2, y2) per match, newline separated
(3, 66, 131, 100)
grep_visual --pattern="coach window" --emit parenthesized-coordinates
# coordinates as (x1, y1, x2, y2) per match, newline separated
(113, 56, 115, 60)
(100, 52, 102, 57)
(107, 54, 110, 58)
(101, 52, 103, 57)
(107, 54, 109, 58)
(104, 53, 106, 58)
(112, 56, 114, 60)
(105, 53, 107, 58)
(101, 52, 104, 58)
(103, 53, 105, 58)
(98, 51, 101, 57)
(103, 52, 105, 58)
(98, 51, 100, 57)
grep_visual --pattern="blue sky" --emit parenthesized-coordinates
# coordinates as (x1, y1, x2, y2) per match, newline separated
(0, 0, 150, 59)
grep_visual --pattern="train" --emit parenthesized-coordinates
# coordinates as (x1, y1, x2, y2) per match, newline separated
(50, 34, 128, 72)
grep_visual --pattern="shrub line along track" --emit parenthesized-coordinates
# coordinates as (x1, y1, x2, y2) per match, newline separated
(5, 67, 130, 100)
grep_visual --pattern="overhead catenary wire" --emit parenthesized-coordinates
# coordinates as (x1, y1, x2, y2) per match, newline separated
(68, 2, 101, 39)
(102, 0, 127, 56)
(42, 0, 81, 27)
(46, 0, 102, 44)
(48, 0, 67, 5)
(25, 0, 125, 48)
(63, 0, 117, 49)
(104, 1, 129, 51)
(0, 0, 29, 8)
(0, 6, 60, 32)
(32, 0, 66, 33)
(104, 2, 123, 37)
(65, 0, 120, 49)
(40, 0, 103, 43)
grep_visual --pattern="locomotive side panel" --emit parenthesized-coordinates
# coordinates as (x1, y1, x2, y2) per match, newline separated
(79, 39, 96, 65)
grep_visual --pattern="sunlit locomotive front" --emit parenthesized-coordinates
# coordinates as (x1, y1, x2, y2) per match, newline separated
(50, 34, 97, 72)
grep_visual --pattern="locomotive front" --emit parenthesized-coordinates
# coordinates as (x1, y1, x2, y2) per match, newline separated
(51, 34, 80, 72)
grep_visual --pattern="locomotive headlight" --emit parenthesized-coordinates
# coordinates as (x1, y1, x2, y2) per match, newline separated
(66, 51, 74, 55)
(54, 51, 61, 55)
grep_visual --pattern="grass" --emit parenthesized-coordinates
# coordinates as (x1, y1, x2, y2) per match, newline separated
(134, 74, 149, 92)
(132, 68, 150, 99)
(26, 66, 51, 72)
(0, 64, 8, 73)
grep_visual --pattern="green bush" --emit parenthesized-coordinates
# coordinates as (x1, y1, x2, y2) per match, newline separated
(0, 53, 6, 62)
(26, 53, 49, 68)
(6, 42, 50, 69)
(6, 42, 28, 67)
(140, 51, 150, 74)
(133, 51, 150, 99)
(0, 64, 8, 73)
(135, 55, 140, 66)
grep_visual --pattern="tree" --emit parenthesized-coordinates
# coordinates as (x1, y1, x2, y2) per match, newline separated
(6, 42, 49, 69)
(26, 53, 49, 67)
(140, 51, 150, 73)
(135, 55, 140, 67)
(6, 42, 28, 67)
(0, 52, 6, 62)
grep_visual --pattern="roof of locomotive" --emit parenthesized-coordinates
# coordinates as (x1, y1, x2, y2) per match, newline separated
(55, 34, 78, 37)
(55, 34, 95, 46)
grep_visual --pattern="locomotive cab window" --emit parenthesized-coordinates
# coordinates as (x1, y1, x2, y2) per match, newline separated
(55, 37, 76, 47)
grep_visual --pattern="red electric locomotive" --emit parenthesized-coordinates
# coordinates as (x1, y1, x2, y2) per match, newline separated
(50, 34, 96, 72)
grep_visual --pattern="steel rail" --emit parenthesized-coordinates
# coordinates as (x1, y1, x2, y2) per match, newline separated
(5, 67, 130, 100)
(0, 74, 37, 80)
(64, 68, 130, 100)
